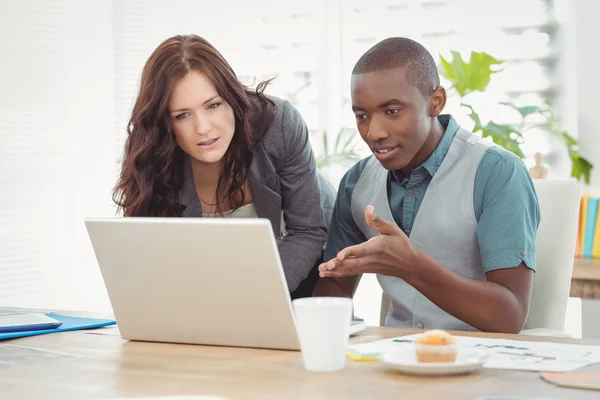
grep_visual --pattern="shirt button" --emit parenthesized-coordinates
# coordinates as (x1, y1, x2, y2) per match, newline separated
(521, 250, 527, 256)
(407, 190, 414, 197)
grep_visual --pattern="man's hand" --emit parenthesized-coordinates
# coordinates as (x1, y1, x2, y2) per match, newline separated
(318, 205, 419, 279)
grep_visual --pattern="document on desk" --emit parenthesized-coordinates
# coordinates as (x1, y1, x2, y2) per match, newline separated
(0, 344, 80, 368)
(85, 325, 121, 336)
(347, 334, 600, 372)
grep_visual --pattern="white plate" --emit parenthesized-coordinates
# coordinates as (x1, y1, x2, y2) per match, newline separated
(379, 348, 488, 376)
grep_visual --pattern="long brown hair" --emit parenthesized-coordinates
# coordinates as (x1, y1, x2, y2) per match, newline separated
(113, 34, 275, 216)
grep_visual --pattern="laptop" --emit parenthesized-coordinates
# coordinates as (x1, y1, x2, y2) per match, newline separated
(84, 217, 365, 350)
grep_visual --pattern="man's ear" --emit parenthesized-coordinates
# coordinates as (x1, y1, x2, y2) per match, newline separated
(429, 86, 446, 117)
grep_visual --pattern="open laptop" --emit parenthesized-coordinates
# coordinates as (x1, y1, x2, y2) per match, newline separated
(84, 217, 365, 350)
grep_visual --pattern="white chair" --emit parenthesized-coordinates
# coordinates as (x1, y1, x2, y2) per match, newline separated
(380, 179, 580, 336)
(522, 179, 580, 335)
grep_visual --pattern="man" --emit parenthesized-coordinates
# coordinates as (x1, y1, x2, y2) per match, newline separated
(313, 37, 540, 334)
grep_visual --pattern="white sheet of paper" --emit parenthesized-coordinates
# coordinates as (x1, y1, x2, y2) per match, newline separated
(347, 334, 600, 372)
(85, 326, 121, 336)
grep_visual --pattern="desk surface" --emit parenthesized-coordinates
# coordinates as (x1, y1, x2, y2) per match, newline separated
(1, 323, 599, 400)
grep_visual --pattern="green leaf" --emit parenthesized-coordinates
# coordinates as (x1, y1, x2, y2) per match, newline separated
(334, 128, 343, 152)
(439, 51, 504, 98)
(461, 103, 482, 129)
(439, 54, 456, 83)
(499, 102, 541, 119)
(341, 130, 358, 152)
(560, 131, 578, 147)
(461, 104, 524, 157)
(316, 129, 361, 171)
(558, 130, 593, 184)
(572, 155, 593, 184)
(450, 51, 468, 91)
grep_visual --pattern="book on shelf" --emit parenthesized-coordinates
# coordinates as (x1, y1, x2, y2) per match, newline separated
(576, 194, 600, 259)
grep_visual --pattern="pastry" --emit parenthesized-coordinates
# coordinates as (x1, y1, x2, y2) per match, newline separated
(415, 329, 457, 363)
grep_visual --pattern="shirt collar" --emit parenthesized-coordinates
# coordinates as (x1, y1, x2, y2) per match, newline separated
(391, 114, 459, 182)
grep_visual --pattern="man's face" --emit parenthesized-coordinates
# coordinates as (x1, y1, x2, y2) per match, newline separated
(351, 67, 434, 171)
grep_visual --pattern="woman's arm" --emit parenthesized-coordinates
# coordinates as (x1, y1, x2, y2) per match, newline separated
(276, 101, 335, 292)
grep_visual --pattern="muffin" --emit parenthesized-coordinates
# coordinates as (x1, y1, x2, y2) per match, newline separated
(415, 329, 457, 363)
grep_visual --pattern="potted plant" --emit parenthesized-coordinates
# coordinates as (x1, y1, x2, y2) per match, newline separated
(439, 50, 593, 183)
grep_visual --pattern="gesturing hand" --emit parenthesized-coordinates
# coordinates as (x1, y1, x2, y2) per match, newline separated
(319, 205, 420, 279)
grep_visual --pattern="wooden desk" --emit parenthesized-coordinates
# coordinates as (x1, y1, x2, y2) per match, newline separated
(1, 325, 599, 400)
(572, 257, 600, 299)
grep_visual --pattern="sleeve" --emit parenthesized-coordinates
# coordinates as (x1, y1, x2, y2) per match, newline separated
(474, 147, 541, 273)
(276, 100, 333, 292)
(323, 161, 369, 262)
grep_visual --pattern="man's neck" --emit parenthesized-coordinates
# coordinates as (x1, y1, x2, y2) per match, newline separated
(401, 118, 445, 177)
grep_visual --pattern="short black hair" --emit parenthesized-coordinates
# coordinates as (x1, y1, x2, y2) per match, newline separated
(352, 37, 440, 97)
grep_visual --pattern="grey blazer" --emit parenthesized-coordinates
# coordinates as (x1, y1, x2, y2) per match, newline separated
(177, 96, 336, 292)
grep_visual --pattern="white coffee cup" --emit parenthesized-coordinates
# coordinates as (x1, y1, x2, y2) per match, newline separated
(292, 297, 353, 372)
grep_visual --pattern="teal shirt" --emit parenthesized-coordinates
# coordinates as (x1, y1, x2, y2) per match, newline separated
(325, 115, 540, 273)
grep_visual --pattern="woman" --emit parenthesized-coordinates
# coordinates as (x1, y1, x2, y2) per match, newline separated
(113, 34, 335, 299)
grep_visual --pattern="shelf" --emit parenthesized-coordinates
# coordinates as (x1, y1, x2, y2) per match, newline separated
(573, 257, 600, 281)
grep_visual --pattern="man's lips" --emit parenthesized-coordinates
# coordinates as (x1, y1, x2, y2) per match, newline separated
(371, 145, 400, 161)
(371, 145, 399, 154)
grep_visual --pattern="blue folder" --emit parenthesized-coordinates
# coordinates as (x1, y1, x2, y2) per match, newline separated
(0, 313, 116, 341)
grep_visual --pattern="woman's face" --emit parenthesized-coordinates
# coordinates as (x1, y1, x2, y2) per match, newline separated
(168, 70, 236, 165)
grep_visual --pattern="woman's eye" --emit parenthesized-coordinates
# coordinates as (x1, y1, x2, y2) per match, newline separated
(175, 113, 190, 120)
(207, 102, 221, 110)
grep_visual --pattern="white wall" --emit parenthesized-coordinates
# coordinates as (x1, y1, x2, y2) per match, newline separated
(0, 0, 115, 311)
(572, 0, 600, 188)
(60, 0, 116, 312)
